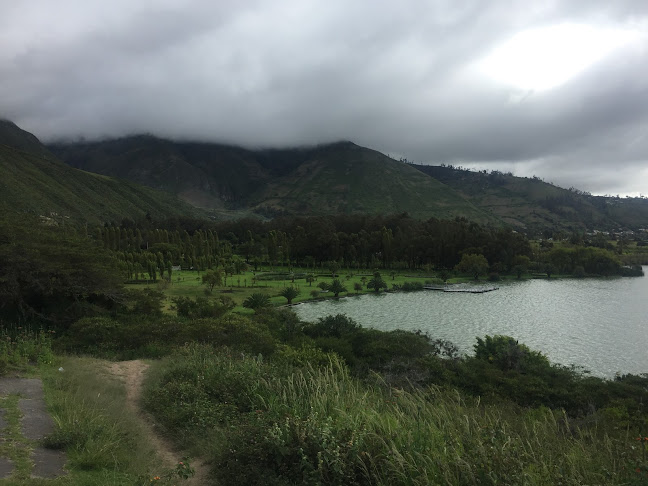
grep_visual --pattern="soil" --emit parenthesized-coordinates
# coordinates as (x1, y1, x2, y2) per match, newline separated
(108, 360, 211, 485)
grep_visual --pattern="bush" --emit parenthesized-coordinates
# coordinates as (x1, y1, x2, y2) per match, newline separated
(172, 296, 234, 318)
(573, 265, 586, 278)
(401, 281, 423, 291)
(61, 313, 277, 358)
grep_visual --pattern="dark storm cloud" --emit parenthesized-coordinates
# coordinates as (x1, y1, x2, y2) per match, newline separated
(1, 0, 647, 194)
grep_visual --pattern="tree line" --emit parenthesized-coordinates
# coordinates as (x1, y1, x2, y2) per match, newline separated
(97, 213, 533, 277)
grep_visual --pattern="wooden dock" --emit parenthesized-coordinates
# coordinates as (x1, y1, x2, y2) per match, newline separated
(424, 285, 499, 294)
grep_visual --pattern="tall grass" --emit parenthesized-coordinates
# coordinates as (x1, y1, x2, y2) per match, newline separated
(144, 344, 647, 485)
(41, 357, 168, 485)
(0, 326, 54, 374)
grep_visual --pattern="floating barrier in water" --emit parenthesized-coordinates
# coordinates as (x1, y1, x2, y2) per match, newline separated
(423, 285, 499, 293)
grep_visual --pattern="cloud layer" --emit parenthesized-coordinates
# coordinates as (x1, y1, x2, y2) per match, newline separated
(2, 0, 647, 195)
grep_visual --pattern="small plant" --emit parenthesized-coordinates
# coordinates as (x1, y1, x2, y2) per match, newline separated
(0, 326, 54, 374)
(142, 459, 195, 484)
(243, 293, 272, 312)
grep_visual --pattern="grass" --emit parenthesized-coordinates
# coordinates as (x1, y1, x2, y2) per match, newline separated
(128, 268, 445, 312)
(0, 395, 32, 481)
(0, 327, 54, 376)
(39, 357, 185, 485)
(143, 344, 648, 485)
(0, 354, 186, 485)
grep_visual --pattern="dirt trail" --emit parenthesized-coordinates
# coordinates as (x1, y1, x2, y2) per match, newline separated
(108, 360, 210, 485)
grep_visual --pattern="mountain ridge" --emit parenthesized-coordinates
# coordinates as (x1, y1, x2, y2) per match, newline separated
(0, 122, 206, 224)
(49, 135, 497, 223)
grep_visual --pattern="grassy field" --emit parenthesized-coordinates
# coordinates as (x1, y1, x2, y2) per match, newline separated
(126, 267, 451, 313)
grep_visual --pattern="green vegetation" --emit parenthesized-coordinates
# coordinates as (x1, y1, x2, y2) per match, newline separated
(0, 327, 54, 374)
(0, 213, 124, 327)
(2, 125, 648, 484)
(413, 163, 648, 234)
(49, 137, 496, 222)
(0, 143, 202, 227)
(41, 358, 158, 484)
(142, 334, 648, 485)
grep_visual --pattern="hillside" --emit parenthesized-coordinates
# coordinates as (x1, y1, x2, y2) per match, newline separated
(49, 137, 497, 223)
(411, 164, 648, 233)
(251, 142, 493, 221)
(0, 122, 204, 224)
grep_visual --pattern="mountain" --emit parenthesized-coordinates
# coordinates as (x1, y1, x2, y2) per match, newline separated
(249, 142, 491, 221)
(0, 121, 204, 224)
(49, 137, 498, 223)
(411, 164, 648, 233)
(42, 127, 648, 232)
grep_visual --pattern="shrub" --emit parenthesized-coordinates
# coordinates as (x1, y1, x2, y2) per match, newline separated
(61, 314, 276, 358)
(243, 293, 272, 312)
(401, 281, 423, 291)
(172, 296, 234, 318)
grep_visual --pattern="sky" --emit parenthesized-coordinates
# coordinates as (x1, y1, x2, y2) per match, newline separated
(2, 1, 648, 196)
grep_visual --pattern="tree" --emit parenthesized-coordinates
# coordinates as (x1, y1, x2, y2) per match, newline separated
(329, 261, 340, 278)
(172, 296, 234, 318)
(438, 269, 450, 283)
(367, 272, 387, 293)
(353, 282, 363, 294)
(243, 293, 271, 312)
(317, 281, 330, 291)
(544, 263, 556, 278)
(306, 273, 315, 286)
(279, 286, 300, 305)
(455, 253, 489, 280)
(329, 279, 347, 298)
(512, 255, 530, 279)
(0, 213, 124, 327)
(202, 269, 223, 292)
(130, 289, 164, 316)
(474, 335, 550, 373)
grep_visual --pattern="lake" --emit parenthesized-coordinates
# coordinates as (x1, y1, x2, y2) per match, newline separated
(293, 272, 648, 377)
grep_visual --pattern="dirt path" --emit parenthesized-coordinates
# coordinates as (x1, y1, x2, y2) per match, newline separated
(108, 360, 210, 485)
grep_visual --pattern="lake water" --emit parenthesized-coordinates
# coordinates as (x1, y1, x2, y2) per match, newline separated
(294, 272, 648, 377)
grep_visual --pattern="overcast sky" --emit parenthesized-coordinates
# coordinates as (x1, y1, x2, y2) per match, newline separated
(2, 1, 648, 195)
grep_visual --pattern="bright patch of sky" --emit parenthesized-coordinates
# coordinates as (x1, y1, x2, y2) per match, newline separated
(479, 23, 641, 91)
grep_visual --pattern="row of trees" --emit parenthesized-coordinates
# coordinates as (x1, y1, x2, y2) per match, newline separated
(91, 213, 640, 284)
(98, 214, 534, 278)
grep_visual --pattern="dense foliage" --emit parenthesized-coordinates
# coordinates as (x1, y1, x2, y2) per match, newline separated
(0, 214, 123, 327)
(143, 337, 648, 485)
(85, 214, 641, 284)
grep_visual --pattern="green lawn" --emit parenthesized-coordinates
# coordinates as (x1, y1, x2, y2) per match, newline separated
(126, 267, 450, 312)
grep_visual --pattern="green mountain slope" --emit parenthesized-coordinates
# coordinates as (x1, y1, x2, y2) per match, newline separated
(0, 123, 203, 224)
(50, 138, 498, 223)
(411, 165, 648, 232)
(251, 142, 496, 222)
(49, 137, 272, 209)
